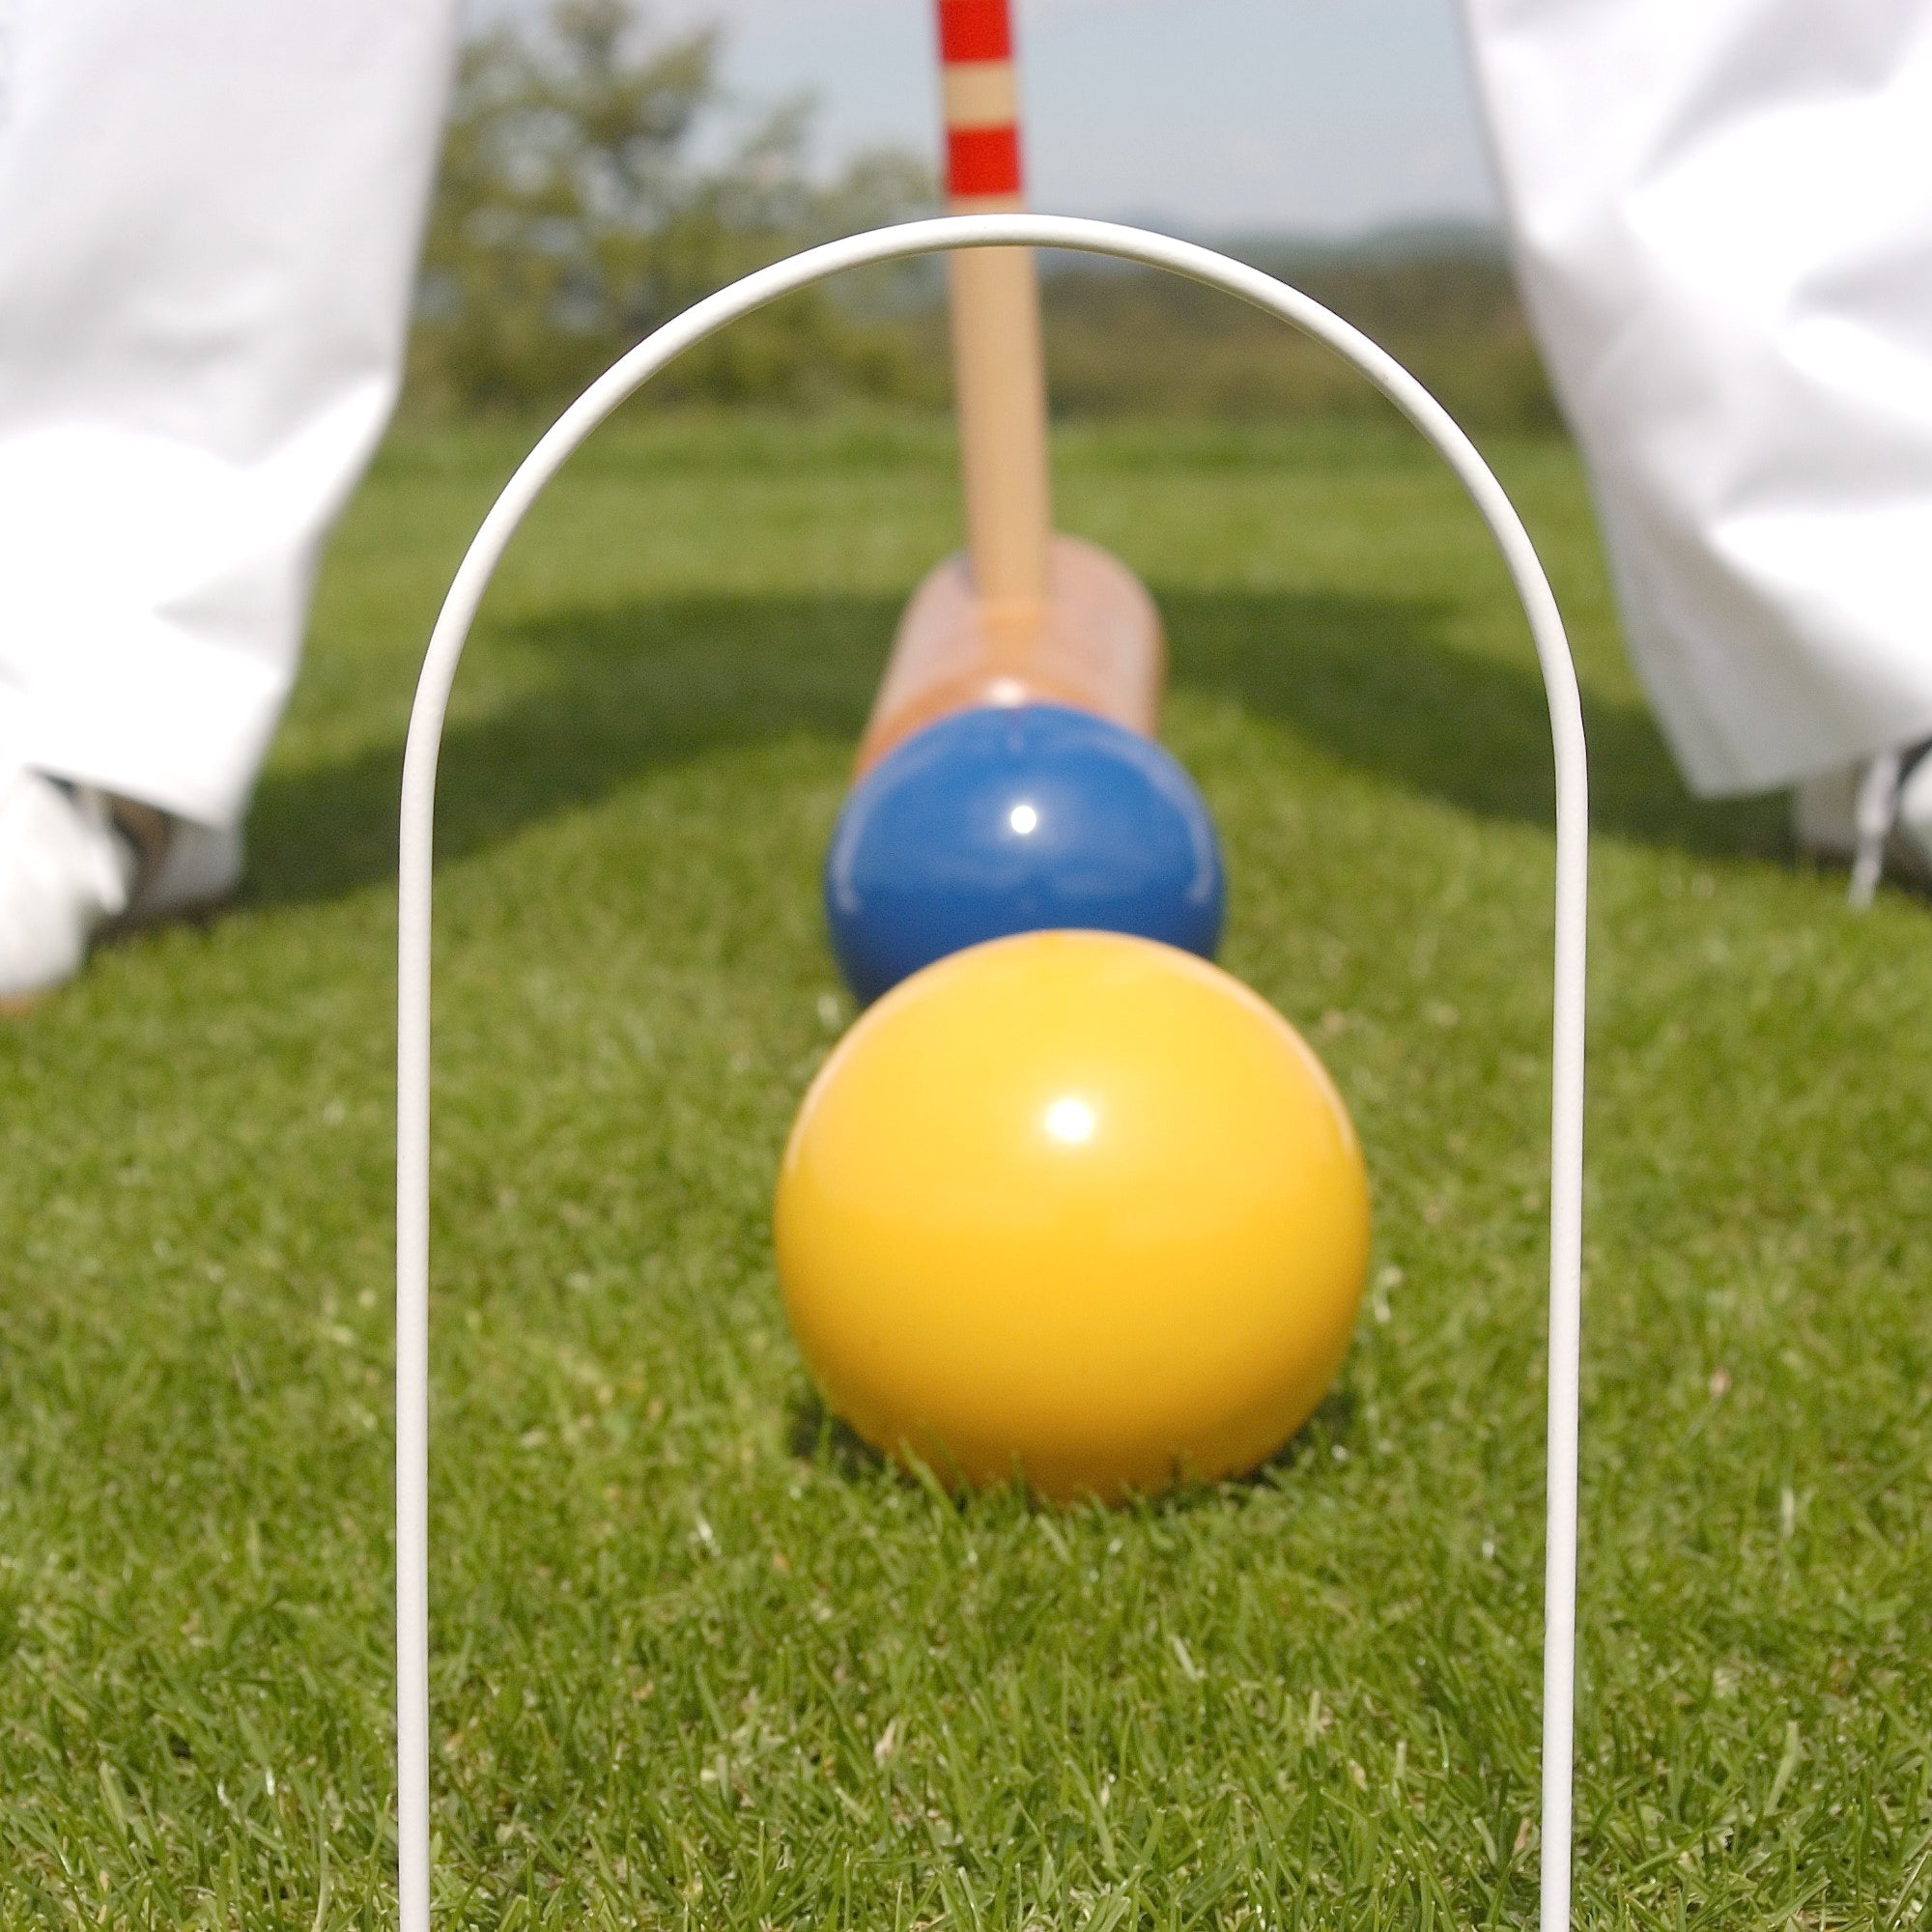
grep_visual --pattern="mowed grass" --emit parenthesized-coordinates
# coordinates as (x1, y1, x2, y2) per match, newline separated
(3, 412, 1929, 1930)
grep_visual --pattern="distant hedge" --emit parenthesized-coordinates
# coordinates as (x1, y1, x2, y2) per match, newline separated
(1032, 242, 1561, 436)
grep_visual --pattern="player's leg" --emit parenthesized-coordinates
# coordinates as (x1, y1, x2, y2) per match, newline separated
(1462, 0, 1932, 882)
(0, 0, 459, 1001)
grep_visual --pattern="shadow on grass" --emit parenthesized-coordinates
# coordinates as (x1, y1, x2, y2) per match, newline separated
(244, 584, 1785, 910)
(786, 1384, 889, 1482)
(1164, 588, 1786, 864)
(784, 1375, 1366, 1516)
(244, 593, 893, 909)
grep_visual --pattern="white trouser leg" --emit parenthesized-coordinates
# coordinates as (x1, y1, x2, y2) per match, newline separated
(0, 0, 459, 827)
(1461, 0, 1932, 797)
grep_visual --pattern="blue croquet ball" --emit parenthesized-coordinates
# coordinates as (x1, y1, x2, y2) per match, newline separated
(824, 702, 1225, 1005)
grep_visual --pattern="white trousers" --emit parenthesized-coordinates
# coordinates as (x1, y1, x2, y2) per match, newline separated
(1463, 0, 1932, 796)
(0, 0, 458, 827)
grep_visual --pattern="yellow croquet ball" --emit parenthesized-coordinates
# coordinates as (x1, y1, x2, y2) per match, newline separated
(774, 930, 1370, 1503)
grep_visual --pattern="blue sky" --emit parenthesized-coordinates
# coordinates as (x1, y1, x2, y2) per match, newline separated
(648, 0, 1502, 236)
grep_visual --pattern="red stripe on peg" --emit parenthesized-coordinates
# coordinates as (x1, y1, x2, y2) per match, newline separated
(938, 0, 1013, 65)
(947, 124, 1023, 199)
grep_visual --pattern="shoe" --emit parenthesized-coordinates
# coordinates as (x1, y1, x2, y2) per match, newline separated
(105, 797, 244, 932)
(1895, 750, 1932, 880)
(1793, 745, 1932, 907)
(0, 767, 242, 1010)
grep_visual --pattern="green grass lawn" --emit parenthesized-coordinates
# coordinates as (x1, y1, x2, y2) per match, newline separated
(3, 412, 1928, 1930)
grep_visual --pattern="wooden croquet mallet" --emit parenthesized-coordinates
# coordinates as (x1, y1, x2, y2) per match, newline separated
(853, 0, 1165, 775)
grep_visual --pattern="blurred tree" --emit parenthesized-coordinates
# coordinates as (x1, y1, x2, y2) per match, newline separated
(406, 1, 1555, 431)
(408, 0, 937, 414)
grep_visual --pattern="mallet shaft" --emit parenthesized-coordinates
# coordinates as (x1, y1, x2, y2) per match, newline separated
(937, 0, 1052, 615)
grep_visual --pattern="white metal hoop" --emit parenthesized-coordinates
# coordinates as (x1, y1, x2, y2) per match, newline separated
(396, 215, 1588, 1932)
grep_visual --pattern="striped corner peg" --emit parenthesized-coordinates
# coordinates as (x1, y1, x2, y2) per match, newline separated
(938, 0, 1025, 209)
